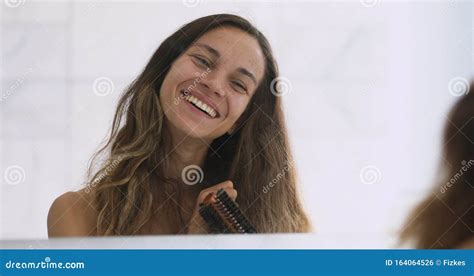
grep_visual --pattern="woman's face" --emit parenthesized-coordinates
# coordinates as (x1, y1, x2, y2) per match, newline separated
(159, 27, 265, 140)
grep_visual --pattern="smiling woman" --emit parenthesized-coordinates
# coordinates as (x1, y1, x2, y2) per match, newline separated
(47, 14, 311, 237)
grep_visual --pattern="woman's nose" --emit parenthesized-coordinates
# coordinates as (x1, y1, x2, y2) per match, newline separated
(201, 72, 226, 97)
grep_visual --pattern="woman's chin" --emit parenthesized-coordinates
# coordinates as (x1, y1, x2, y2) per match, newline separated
(172, 120, 220, 140)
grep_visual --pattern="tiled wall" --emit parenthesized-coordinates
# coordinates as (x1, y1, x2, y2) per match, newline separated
(1, 1, 472, 245)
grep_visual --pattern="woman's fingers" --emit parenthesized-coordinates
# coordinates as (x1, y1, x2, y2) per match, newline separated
(223, 187, 237, 201)
(197, 180, 237, 204)
(188, 180, 239, 234)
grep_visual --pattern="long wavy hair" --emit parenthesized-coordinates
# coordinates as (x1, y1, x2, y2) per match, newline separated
(399, 80, 474, 248)
(85, 14, 311, 235)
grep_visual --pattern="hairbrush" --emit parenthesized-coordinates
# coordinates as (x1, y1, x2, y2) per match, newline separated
(198, 188, 257, 233)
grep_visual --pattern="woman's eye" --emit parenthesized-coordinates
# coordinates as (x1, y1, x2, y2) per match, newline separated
(192, 55, 211, 68)
(231, 81, 247, 93)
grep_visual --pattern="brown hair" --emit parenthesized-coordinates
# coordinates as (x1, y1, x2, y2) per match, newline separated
(400, 80, 474, 248)
(86, 14, 311, 235)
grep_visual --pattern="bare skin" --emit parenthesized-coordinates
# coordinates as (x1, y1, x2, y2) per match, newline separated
(47, 26, 264, 237)
(47, 189, 98, 237)
(47, 180, 236, 236)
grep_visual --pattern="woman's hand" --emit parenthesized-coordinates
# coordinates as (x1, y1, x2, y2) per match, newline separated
(186, 180, 237, 234)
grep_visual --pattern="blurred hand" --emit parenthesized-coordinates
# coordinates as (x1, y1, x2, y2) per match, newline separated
(186, 180, 237, 234)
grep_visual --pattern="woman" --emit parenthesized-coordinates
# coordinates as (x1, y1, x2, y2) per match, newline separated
(47, 14, 311, 236)
(400, 80, 474, 248)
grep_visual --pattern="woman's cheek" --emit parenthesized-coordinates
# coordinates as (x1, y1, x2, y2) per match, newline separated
(226, 100, 248, 125)
(234, 98, 250, 117)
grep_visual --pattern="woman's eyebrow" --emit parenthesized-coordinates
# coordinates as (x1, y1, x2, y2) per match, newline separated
(193, 43, 220, 59)
(193, 43, 257, 85)
(237, 68, 257, 86)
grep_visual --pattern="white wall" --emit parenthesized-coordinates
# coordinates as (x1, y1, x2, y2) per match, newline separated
(0, 0, 472, 247)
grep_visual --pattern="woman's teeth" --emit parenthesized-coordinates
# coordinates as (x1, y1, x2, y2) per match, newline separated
(185, 95, 217, 118)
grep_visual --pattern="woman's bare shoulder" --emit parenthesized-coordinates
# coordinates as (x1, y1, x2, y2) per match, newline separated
(47, 188, 97, 238)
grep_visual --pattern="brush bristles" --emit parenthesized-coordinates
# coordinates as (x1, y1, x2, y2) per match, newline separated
(198, 189, 257, 234)
(198, 203, 229, 233)
(215, 189, 257, 233)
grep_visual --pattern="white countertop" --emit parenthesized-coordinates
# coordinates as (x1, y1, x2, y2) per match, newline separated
(1, 233, 399, 249)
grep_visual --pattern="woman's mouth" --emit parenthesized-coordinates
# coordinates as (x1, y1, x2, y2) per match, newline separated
(181, 90, 219, 119)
